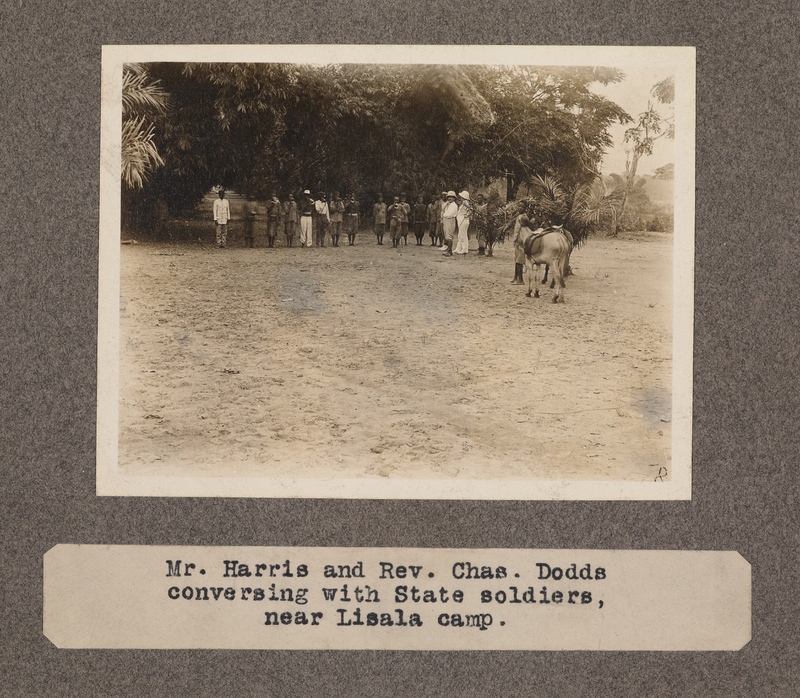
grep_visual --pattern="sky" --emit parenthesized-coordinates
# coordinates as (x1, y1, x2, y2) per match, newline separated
(590, 67, 675, 177)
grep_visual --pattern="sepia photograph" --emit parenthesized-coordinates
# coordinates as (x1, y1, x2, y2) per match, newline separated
(97, 45, 695, 499)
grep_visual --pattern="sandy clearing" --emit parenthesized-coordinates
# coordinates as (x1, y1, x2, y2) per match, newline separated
(118, 230, 673, 484)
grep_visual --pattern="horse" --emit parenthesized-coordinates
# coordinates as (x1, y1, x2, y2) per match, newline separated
(522, 226, 573, 303)
(540, 226, 574, 287)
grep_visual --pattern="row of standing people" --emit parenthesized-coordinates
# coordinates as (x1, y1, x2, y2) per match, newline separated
(213, 188, 485, 252)
(216, 189, 361, 249)
(374, 190, 480, 256)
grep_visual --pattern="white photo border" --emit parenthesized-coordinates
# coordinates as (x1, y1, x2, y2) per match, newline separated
(98, 44, 695, 499)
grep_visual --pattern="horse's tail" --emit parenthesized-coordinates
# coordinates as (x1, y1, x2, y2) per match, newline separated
(560, 229, 574, 278)
(554, 232, 571, 286)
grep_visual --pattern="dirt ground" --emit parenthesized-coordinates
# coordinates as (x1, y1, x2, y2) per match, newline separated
(118, 229, 673, 483)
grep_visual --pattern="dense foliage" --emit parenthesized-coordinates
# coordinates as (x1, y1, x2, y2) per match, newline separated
(472, 174, 626, 249)
(121, 62, 632, 231)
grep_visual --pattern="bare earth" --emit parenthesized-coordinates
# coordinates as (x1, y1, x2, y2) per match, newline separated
(119, 231, 673, 483)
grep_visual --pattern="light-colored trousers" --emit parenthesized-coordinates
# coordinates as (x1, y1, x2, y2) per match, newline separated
(442, 217, 457, 241)
(299, 216, 313, 247)
(215, 223, 227, 246)
(454, 215, 470, 253)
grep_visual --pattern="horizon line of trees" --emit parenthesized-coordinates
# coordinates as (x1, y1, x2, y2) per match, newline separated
(122, 62, 668, 240)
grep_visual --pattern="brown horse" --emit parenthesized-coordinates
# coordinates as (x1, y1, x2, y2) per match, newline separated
(522, 227, 572, 303)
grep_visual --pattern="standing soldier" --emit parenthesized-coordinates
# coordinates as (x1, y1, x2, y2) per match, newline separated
(373, 193, 387, 245)
(344, 193, 360, 245)
(314, 191, 330, 247)
(299, 189, 314, 248)
(329, 192, 344, 247)
(399, 193, 411, 245)
(283, 194, 298, 247)
(436, 191, 448, 249)
(387, 195, 407, 248)
(212, 188, 231, 248)
(243, 194, 258, 248)
(413, 194, 428, 246)
(426, 196, 438, 246)
(265, 192, 281, 248)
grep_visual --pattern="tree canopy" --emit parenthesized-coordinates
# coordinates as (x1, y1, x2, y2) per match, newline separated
(122, 62, 631, 225)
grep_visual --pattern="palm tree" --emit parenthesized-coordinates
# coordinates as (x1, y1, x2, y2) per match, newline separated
(569, 178, 625, 239)
(518, 174, 623, 246)
(121, 64, 167, 189)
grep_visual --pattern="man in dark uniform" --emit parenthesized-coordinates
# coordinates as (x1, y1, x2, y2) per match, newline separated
(436, 191, 447, 249)
(283, 194, 297, 247)
(243, 195, 258, 248)
(373, 193, 387, 245)
(344, 193, 359, 246)
(387, 195, 408, 248)
(426, 196, 438, 246)
(265, 192, 281, 248)
(413, 194, 428, 246)
(399, 193, 411, 245)
(329, 192, 344, 247)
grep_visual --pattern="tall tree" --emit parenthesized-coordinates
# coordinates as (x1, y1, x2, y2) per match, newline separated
(612, 76, 674, 235)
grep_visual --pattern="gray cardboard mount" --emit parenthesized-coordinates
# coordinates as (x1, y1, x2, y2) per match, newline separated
(2, 1, 798, 696)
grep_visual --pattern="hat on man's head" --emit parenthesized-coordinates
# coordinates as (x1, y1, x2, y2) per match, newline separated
(459, 191, 470, 200)
(303, 189, 311, 194)
(446, 191, 456, 198)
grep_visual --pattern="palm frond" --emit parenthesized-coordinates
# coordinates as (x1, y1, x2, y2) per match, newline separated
(121, 64, 168, 189)
(121, 115, 164, 189)
(122, 65, 168, 115)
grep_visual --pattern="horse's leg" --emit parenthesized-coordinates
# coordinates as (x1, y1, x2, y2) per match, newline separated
(564, 248, 572, 282)
(533, 262, 540, 298)
(525, 258, 534, 297)
(542, 263, 549, 285)
(552, 256, 565, 303)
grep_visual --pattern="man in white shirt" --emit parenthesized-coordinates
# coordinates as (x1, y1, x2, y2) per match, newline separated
(314, 192, 330, 247)
(441, 191, 458, 257)
(299, 190, 314, 247)
(213, 189, 231, 248)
